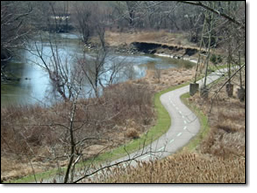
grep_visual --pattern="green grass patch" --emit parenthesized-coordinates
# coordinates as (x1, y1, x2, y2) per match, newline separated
(7, 168, 66, 183)
(208, 63, 237, 72)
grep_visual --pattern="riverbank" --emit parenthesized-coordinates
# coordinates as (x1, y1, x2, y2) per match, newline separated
(154, 53, 197, 63)
(89, 30, 201, 61)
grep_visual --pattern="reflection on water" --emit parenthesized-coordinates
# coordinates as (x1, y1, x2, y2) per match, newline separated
(1, 33, 182, 107)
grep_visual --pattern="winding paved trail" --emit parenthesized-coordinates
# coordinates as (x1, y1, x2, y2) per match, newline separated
(41, 68, 228, 183)
(111, 69, 227, 165)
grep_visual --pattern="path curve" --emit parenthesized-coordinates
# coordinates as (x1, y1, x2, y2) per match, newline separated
(108, 68, 228, 165)
(41, 69, 228, 183)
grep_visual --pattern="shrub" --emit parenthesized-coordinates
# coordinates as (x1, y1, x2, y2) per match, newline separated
(125, 128, 140, 139)
(210, 54, 217, 64)
(210, 54, 222, 64)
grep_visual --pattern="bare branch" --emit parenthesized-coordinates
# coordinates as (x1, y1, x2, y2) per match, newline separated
(73, 152, 148, 183)
(180, 1, 244, 28)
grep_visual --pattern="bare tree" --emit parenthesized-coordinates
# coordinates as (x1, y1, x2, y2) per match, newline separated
(73, 2, 93, 44)
(201, 7, 215, 98)
(1, 1, 33, 80)
(77, 48, 107, 98)
(103, 56, 129, 86)
(180, 1, 245, 28)
(63, 91, 80, 183)
(111, 1, 143, 30)
(31, 33, 83, 102)
(124, 63, 135, 80)
(125, 1, 137, 27)
(73, 1, 108, 46)
(184, 1, 245, 99)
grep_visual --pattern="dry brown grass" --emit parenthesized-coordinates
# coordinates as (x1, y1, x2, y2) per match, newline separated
(125, 128, 140, 139)
(1, 158, 35, 182)
(1, 83, 155, 182)
(196, 97, 245, 159)
(137, 67, 195, 92)
(96, 152, 245, 183)
(187, 71, 246, 160)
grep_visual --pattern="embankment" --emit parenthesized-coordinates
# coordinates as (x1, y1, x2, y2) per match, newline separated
(131, 41, 202, 61)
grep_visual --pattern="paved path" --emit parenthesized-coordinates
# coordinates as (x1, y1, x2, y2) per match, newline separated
(109, 69, 227, 165)
(42, 69, 227, 183)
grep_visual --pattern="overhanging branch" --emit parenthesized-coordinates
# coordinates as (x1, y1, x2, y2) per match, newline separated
(180, 1, 245, 28)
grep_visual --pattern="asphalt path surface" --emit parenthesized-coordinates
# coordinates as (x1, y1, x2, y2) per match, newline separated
(40, 68, 228, 183)
(110, 69, 227, 164)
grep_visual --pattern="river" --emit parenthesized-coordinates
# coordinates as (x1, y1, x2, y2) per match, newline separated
(1, 33, 189, 107)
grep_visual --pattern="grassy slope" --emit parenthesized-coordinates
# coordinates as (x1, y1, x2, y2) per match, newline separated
(9, 81, 193, 183)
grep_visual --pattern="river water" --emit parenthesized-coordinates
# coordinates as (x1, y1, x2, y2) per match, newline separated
(1, 33, 186, 107)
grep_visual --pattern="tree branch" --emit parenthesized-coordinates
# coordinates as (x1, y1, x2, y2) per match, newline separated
(180, 1, 245, 28)
(73, 152, 146, 183)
